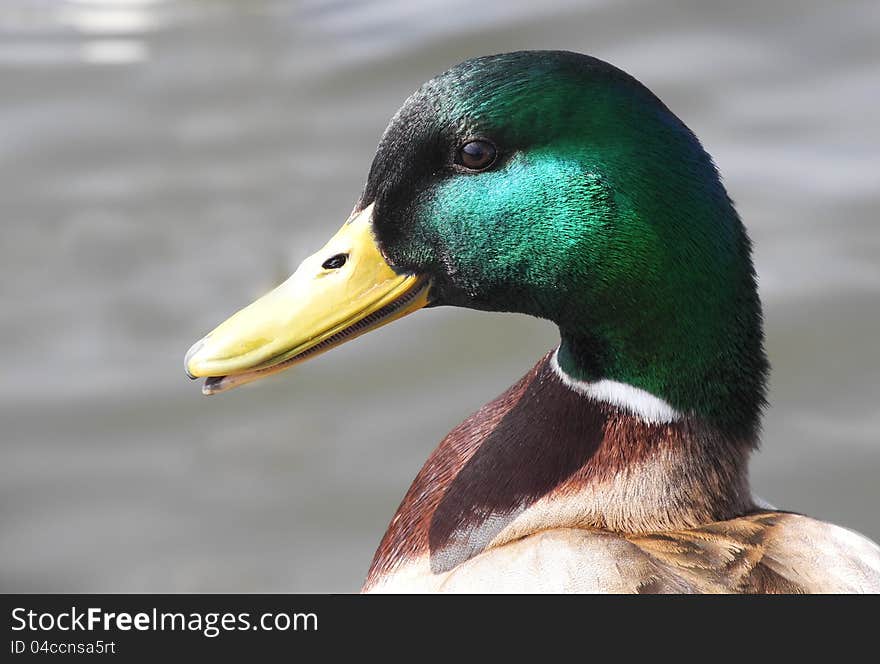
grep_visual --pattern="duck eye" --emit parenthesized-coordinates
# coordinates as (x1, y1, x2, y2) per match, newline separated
(322, 253, 348, 270)
(457, 140, 497, 171)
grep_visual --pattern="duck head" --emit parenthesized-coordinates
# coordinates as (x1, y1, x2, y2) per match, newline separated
(186, 51, 768, 438)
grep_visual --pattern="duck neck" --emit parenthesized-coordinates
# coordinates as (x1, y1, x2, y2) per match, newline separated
(555, 336, 682, 425)
(556, 291, 768, 439)
(365, 350, 756, 588)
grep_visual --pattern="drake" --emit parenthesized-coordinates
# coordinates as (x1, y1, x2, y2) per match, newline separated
(185, 51, 880, 593)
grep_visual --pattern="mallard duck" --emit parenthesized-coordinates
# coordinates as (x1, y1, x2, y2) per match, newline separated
(185, 51, 880, 593)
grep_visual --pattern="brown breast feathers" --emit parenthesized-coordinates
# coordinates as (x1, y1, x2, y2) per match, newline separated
(365, 350, 756, 589)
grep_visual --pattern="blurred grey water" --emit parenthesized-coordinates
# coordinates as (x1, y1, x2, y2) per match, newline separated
(1, 0, 878, 592)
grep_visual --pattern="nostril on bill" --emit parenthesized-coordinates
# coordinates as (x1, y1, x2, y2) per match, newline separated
(321, 253, 348, 270)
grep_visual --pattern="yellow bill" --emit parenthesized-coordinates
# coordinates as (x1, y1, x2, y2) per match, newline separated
(185, 203, 430, 394)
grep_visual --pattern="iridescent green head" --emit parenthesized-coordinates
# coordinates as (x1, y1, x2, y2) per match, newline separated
(363, 51, 768, 437)
(187, 50, 768, 439)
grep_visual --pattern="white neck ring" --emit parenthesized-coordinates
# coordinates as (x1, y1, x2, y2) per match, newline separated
(550, 348, 682, 425)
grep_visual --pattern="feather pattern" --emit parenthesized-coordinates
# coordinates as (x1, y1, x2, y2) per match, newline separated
(364, 352, 880, 593)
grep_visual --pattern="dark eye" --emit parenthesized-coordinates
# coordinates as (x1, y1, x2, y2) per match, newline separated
(456, 139, 497, 171)
(322, 253, 347, 270)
